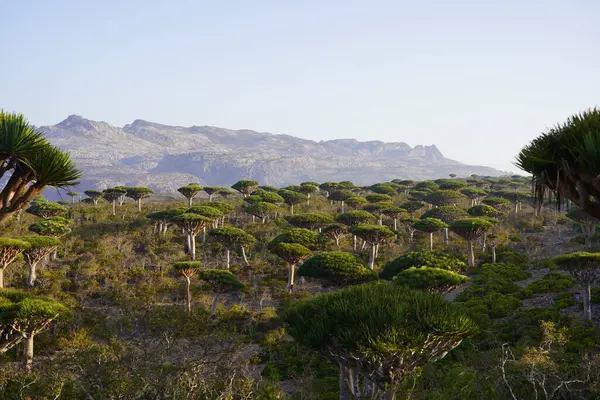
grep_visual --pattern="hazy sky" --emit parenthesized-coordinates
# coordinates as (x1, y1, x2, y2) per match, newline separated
(2, 1, 599, 173)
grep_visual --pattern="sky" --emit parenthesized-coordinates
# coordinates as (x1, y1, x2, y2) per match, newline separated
(2, 1, 599, 173)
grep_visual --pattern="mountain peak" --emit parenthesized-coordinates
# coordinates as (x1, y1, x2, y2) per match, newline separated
(39, 115, 504, 191)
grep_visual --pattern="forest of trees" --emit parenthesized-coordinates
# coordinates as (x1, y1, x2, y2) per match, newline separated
(1, 109, 600, 399)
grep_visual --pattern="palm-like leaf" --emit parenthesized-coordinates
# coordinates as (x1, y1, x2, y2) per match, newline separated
(0, 111, 47, 171)
(28, 145, 81, 187)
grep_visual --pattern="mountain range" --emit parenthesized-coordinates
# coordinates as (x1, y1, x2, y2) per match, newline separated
(39, 115, 505, 192)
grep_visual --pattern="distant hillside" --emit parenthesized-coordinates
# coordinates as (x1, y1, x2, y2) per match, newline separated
(39, 115, 505, 192)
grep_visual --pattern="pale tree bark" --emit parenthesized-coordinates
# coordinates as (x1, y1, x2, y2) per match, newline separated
(368, 244, 376, 269)
(0, 268, 4, 289)
(287, 263, 296, 293)
(241, 246, 250, 266)
(225, 248, 230, 270)
(583, 283, 592, 321)
(185, 276, 192, 313)
(429, 232, 434, 251)
(492, 245, 497, 264)
(466, 240, 475, 267)
(24, 334, 34, 372)
(341, 201, 345, 213)
(190, 235, 197, 261)
(27, 260, 39, 289)
(443, 227, 449, 245)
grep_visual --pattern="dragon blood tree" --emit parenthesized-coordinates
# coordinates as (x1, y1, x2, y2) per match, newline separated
(198, 269, 244, 318)
(0, 289, 69, 372)
(173, 261, 201, 313)
(412, 218, 447, 251)
(449, 218, 493, 267)
(178, 184, 203, 208)
(321, 223, 348, 248)
(0, 238, 30, 288)
(21, 236, 61, 288)
(421, 205, 467, 245)
(516, 108, 600, 217)
(209, 226, 256, 269)
(553, 252, 600, 321)
(350, 224, 395, 269)
(83, 190, 103, 206)
(232, 180, 259, 198)
(270, 243, 312, 293)
(282, 283, 477, 399)
(125, 186, 153, 212)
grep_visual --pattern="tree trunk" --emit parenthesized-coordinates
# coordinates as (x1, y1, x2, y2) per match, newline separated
(335, 236, 340, 248)
(251, 215, 255, 223)
(368, 245, 376, 269)
(429, 232, 433, 251)
(137, 198, 142, 212)
(290, 204, 294, 215)
(287, 263, 296, 293)
(210, 294, 219, 319)
(111, 201, 116, 216)
(202, 227, 206, 244)
(0, 268, 4, 288)
(393, 218, 398, 232)
(583, 283, 592, 321)
(339, 363, 351, 400)
(186, 234, 192, 256)
(190, 235, 197, 261)
(443, 227, 449, 245)
(188, 197, 193, 208)
(378, 216, 382, 226)
(241, 246, 249, 266)
(24, 334, 34, 373)
(514, 202, 519, 215)
(261, 216, 266, 224)
(481, 232, 487, 252)
(492, 245, 497, 264)
(225, 249, 230, 270)
(27, 261, 39, 288)
(352, 235, 357, 252)
(341, 201, 345, 214)
(409, 229, 414, 243)
(466, 240, 475, 267)
(208, 194, 213, 202)
(185, 276, 192, 313)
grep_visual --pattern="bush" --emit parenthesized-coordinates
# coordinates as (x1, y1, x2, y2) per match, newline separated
(481, 246, 529, 266)
(298, 252, 377, 285)
(475, 263, 531, 285)
(523, 272, 575, 295)
(461, 292, 523, 319)
(393, 267, 468, 293)
(379, 251, 466, 280)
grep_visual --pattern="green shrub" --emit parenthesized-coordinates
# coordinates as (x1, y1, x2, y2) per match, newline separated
(393, 267, 468, 293)
(523, 272, 575, 295)
(379, 251, 466, 280)
(462, 292, 523, 319)
(475, 263, 531, 285)
(553, 293, 577, 309)
(298, 252, 377, 285)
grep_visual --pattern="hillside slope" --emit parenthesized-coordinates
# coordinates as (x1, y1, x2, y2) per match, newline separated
(40, 115, 504, 191)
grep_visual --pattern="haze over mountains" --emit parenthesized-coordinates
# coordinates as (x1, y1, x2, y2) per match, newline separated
(40, 115, 505, 192)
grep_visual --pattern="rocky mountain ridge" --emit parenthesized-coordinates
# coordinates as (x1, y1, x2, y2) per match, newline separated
(39, 115, 504, 192)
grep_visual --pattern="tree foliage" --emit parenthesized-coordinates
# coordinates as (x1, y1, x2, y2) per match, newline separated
(298, 252, 377, 284)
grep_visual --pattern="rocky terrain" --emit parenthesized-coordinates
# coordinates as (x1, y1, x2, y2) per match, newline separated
(40, 115, 504, 192)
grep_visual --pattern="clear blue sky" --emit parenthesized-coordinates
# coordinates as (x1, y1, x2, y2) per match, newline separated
(2, 1, 599, 173)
